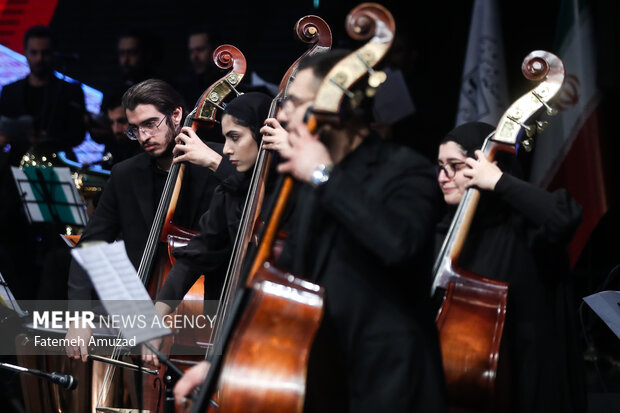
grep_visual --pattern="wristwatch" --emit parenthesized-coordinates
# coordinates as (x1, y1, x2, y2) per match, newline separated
(310, 163, 333, 187)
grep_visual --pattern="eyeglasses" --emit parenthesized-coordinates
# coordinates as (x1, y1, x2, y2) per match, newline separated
(124, 116, 166, 140)
(278, 95, 314, 114)
(436, 161, 467, 178)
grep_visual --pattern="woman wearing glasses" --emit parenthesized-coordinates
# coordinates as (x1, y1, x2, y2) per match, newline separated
(435, 121, 586, 412)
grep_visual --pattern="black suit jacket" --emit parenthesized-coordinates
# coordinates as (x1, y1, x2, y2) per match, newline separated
(279, 135, 447, 412)
(68, 148, 235, 301)
(0, 75, 86, 152)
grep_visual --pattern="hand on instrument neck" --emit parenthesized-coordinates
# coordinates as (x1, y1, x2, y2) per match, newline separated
(276, 123, 333, 184)
(172, 126, 223, 171)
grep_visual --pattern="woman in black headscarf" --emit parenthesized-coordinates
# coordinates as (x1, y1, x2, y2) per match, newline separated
(435, 122, 587, 412)
(147, 92, 280, 344)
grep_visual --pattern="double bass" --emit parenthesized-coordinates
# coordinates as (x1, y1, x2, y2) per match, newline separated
(206, 13, 332, 361)
(431, 50, 565, 409)
(95, 44, 247, 413)
(190, 3, 394, 412)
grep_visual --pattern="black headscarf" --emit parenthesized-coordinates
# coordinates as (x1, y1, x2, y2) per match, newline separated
(223, 92, 272, 144)
(437, 121, 522, 232)
(440, 121, 523, 178)
(441, 122, 495, 158)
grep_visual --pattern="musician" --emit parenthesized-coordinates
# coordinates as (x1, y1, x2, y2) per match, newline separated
(87, 90, 141, 172)
(143, 91, 282, 365)
(435, 121, 586, 412)
(174, 25, 222, 113)
(0, 25, 86, 164)
(65, 78, 235, 360)
(172, 50, 447, 412)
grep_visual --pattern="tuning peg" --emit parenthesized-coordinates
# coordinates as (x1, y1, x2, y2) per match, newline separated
(532, 91, 558, 116)
(525, 124, 536, 138)
(536, 120, 548, 133)
(545, 105, 558, 116)
(521, 138, 534, 152)
(355, 52, 387, 92)
(368, 70, 387, 89)
(351, 90, 365, 108)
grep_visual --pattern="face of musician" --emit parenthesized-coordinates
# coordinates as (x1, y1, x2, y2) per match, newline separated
(126, 104, 182, 159)
(188, 32, 212, 76)
(25, 36, 53, 81)
(118, 36, 145, 78)
(222, 114, 259, 172)
(107, 106, 129, 141)
(437, 140, 469, 205)
(276, 68, 317, 135)
(277, 67, 363, 167)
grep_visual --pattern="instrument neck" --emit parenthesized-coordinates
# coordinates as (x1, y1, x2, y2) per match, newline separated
(431, 138, 499, 294)
(207, 98, 279, 351)
(136, 160, 184, 286)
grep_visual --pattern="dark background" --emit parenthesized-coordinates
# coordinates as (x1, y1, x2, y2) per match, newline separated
(1, 0, 619, 408)
(45, 0, 619, 176)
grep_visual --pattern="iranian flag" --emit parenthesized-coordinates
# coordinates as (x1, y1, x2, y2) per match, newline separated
(454, 0, 509, 127)
(529, 0, 607, 266)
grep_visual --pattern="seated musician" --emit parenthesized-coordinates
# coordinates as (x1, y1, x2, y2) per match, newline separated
(435, 121, 587, 411)
(143, 91, 288, 365)
(65, 79, 236, 360)
(173, 49, 447, 412)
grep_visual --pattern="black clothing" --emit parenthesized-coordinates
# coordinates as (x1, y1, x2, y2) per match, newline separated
(104, 138, 141, 167)
(67, 148, 235, 302)
(156, 91, 275, 304)
(157, 170, 251, 302)
(224, 92, 272, 145)
(0, 75, 86, 163)
(157, 154, 289, 304)
(442, 121, 495, 158)
(435, 173, 587, 412)
(0, 151, 37, 300)
(279, 135, 447, 412)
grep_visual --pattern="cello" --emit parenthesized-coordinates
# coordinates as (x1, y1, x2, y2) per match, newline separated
(206, 13, 332, 360)
(95, 44, 247, 413)
(190, 4, 394, 412)
(431, 50, 565, 410)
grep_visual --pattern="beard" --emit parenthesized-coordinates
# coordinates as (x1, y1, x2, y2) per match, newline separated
(152, 124, 177, 159)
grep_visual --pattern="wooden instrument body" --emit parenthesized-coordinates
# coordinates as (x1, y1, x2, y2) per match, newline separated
(432, 50, 566, 410)
(164, 223, 211, 349)
(95, 45, 248, 413)
(207, 6, 394, 412)
(188, 14, 335, 413)
(435, 263, 508, 408)
(216, 262, 324, 413)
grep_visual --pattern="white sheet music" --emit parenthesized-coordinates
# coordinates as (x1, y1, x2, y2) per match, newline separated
(583, 290, 620, 341)
(71, 241, 170, 344)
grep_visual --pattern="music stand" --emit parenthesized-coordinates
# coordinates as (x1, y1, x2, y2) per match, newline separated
(0, 271, 26, 318)
(10, 166, 88, 227)
(583, 290, 620, 341)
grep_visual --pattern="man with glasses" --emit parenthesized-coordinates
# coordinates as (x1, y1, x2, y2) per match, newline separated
(65, 79, 235, 361)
